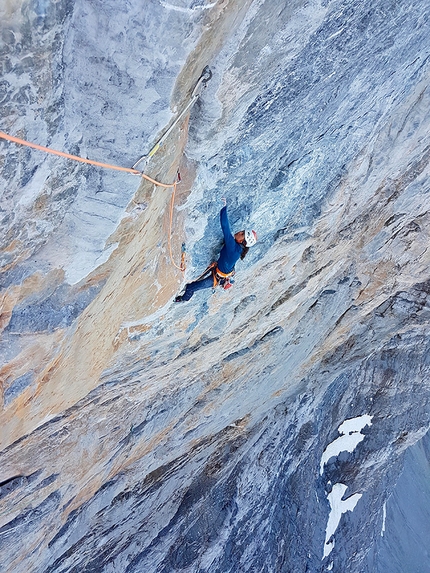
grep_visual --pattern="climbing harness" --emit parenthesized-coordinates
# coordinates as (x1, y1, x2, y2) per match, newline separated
(193, 261, 235, 291)
(213, 266, 235, 290)
(133, 66, 212, 169)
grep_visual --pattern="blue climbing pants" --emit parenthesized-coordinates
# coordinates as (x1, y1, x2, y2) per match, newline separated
(181, 275, 214, 301)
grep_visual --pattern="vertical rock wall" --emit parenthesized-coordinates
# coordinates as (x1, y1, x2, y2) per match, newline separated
(1, 0, 430, 571)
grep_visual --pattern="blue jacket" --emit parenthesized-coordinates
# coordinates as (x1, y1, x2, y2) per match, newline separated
(217, 206, 244, 274)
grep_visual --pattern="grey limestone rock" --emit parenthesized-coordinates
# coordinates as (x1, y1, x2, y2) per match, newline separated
(0, 0, 430, 572)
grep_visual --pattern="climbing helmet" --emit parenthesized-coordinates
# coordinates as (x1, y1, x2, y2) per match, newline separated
(244, 229, 257, 247)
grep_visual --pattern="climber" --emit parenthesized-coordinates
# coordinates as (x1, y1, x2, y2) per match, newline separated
(175, 199, 257, 302)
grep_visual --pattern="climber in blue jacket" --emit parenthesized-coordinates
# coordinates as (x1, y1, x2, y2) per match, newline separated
(175, 199, 257, 302)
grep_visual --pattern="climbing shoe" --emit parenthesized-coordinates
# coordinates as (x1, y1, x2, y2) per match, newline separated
(174, 296, 184, 302)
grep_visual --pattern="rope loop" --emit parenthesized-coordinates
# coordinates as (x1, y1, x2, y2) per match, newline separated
(0, 130, 185, 271)
(168, 182, 186, 272)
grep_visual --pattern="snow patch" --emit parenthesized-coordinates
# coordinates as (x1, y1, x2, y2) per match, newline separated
(320, 415, 373, 475)
(320, 415, 372, 561)
(381, 501, 386, 536)
(323, 483, 362, 559)
(160, 0, 216, 13)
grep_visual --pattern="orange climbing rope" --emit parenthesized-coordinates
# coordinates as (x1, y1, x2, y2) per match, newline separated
(168, 182, 186, 272)
(0, 130, 185, 271)
(0, 131, 174, 187)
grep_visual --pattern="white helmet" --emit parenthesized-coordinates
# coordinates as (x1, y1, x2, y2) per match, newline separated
(244, 229, 257, 247)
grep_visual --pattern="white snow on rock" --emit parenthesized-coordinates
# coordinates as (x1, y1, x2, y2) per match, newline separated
(320, 415, 373, 475)
(323, 483, 362, 559)
(381, 501, 386, 537)
(320, 415, 373, 561)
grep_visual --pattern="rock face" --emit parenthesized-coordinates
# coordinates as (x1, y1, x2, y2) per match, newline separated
(1, 0, 430, 572)
(368, 429, 430, 572)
